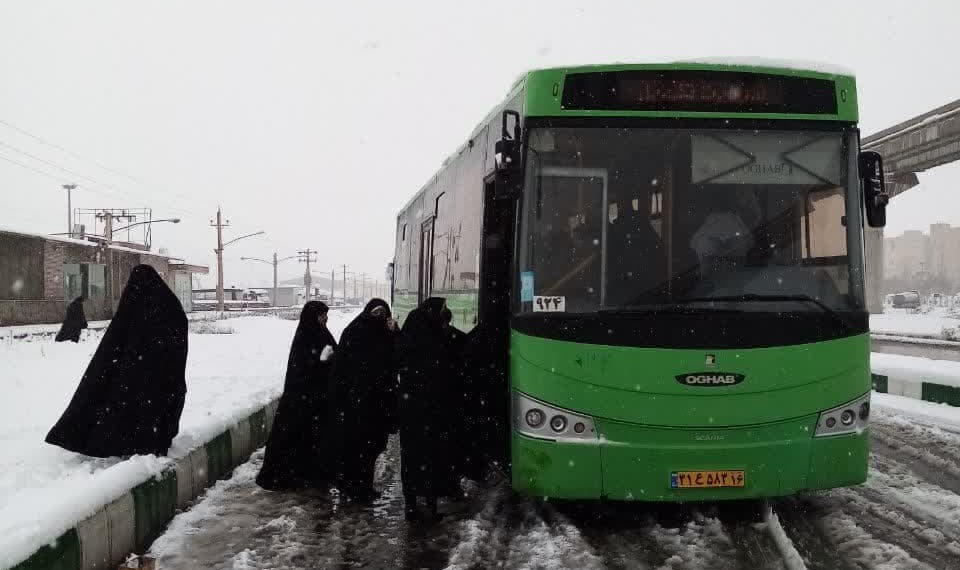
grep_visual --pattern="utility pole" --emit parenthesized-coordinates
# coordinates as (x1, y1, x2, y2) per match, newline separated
(210, 208, 229, 312)
(342, 264, 348, 305)
(62, 184, 77, 236)
(96, 209, 134, 309)
(330, 269, 335, 304)
(298, 249, 317, 303)
(272, 252, 278, 308)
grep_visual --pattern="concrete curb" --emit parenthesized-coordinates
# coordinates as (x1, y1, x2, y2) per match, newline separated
(872, 372, 960, 406)
(9, 399, 279, 570)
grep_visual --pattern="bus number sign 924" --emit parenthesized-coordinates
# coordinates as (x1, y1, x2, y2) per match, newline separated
(533, 296, 565, 312)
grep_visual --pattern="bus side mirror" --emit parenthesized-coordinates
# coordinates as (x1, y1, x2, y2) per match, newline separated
(860, 151, 888, 228)
(385, 262, 394, 282)
(494, 110, 522, 200)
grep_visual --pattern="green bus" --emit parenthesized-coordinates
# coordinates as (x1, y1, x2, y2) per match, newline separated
(389, 61, 889, 501)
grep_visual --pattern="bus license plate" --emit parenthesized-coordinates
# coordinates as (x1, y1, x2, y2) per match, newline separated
(671, 470, 745, 489)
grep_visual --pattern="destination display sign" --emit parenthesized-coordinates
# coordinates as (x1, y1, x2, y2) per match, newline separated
(561, 71, 837, 114)
(691, 132, 843, 186)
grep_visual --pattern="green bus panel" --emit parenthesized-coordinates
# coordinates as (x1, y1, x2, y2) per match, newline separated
(512, 427, 868, 501)
(513, 435, 602, 498)
(510, 331, 871, 427)
(510, 330, 870, 500)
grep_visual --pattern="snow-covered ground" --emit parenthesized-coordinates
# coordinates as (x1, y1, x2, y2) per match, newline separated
(0, 309, 358, 569)
(144, 393, 960, 570)
(871, 307, 960, 338)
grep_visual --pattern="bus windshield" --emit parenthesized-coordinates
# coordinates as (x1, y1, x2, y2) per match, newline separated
(517, 126, 865, 315)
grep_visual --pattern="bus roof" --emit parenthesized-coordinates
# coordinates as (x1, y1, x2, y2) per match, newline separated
(400, 60, 857, 215)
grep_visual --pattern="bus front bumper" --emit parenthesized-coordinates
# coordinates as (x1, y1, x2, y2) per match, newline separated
(511, 418, 868, 501)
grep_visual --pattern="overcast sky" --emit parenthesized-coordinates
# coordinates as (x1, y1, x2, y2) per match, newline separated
(1, 0, 958, 288)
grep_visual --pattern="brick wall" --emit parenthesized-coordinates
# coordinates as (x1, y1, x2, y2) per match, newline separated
(42, 241, 65, 300)
(137, 254, 169, 281)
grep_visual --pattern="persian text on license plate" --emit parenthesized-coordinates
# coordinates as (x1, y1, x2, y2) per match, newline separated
(671, 470, 745, 488)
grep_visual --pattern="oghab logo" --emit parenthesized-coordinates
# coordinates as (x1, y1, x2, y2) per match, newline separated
(675, 372, 745, 387)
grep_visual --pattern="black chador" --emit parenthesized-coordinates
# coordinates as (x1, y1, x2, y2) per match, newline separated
(257, 301, 338, 491)
(398, 297, 462, 518)
(329, 298, 399, 500)
(46, 265, 188, 457)
(55, 297, 88, 343)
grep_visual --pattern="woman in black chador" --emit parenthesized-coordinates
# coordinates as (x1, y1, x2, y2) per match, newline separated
(398, 297, 462, 519)
(55, 297, 88, 343)
(329, 298, 399, 501)
(46, 265, 187, 457)
(256, 301, 338, 491)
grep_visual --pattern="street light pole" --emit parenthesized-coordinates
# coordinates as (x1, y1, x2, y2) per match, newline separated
(214, 209, 226, 312)
(62, 184, 77, 236)
(211, 206, 263, 313)
(240, 253, 296, 306)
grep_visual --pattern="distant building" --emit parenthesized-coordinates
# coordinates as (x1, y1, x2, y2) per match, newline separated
(884, 223, 960, 283)
(271, 285, 302, 307)
(0, 227, 208, 325)
(192, 288, 271, 311)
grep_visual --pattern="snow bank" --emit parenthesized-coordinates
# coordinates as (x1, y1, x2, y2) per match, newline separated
(871, 353, 960, 389)
(871, 309, 959, 339)
(874, 393, 960, 433)
(0, 310, 358, 569)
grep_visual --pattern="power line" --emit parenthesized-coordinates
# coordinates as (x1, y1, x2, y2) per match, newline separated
(0, 118, 215, 214)
(0, 152, 70, 184)
(0, 118, 156, 190)
(0, 139, 128, 201)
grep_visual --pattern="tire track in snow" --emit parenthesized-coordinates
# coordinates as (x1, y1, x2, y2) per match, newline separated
(503, 500, 605, 570)
(645, 511, 741, 570)
(809, 484, 958, 569)
(559, 501, 789, 570)
(817, 509, 936, 570)
(715, 502, 787, 570)
(556, 503, 672, 570)
(442, 482, 516, 570)
(870, 420, 960, 496)
(863, 454, 960, 542)
(444, 492, 606, 570)
(774, 497, 858, 570)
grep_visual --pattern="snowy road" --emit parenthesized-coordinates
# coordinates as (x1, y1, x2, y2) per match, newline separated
(149, 401, 960, 570)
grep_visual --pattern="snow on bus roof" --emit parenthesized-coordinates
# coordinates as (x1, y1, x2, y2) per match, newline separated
(676, 57, 855, 76)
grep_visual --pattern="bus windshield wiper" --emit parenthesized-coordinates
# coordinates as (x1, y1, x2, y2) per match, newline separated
(677, 294, 852, 331)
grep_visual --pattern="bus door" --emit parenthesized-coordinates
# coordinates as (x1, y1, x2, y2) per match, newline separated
(418, 217, 434, 304)
(475, 180, 516, 470)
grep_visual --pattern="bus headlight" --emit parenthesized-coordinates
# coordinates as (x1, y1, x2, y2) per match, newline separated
(525, 409, 546, 428)
(513, 391, 597, 442)
(815, 392, 870, 437)
(549, 415, 568, 433)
